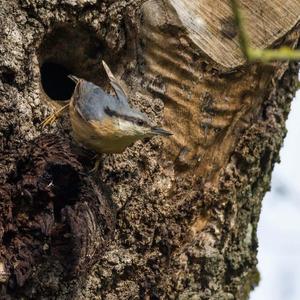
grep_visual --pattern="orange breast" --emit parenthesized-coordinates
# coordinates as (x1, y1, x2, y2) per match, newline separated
(69, 101, 137, 153)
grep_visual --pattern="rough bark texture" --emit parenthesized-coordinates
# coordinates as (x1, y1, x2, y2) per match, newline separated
(0, 0, 299, 299)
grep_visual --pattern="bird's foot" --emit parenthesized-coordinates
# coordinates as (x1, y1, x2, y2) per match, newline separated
(89, 157, 101, 174)
(41, 103, 69, 128)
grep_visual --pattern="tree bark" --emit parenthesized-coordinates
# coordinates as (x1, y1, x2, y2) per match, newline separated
(0, 0, 299, 299)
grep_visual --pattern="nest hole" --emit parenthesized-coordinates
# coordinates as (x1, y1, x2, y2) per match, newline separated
(40, 62, 76, 101)
(38, 24, 110, 102)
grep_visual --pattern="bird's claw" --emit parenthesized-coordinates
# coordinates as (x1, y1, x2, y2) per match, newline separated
(89, 157, 101, 174)
(40, 103, 69, 128)
(41, 113, 57, 128)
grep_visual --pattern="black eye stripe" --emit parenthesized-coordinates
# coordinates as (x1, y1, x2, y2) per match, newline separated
(104, 107, 118, 117)
(104, 107, 148, 127)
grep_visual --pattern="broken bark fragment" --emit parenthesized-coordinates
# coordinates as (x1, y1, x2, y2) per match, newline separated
(0, 135, 115, 293)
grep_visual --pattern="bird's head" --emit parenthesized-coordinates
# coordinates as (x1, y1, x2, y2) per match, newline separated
(104, 106, 172, 141)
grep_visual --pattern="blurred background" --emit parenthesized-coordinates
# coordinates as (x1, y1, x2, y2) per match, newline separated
(250, 83, 300, 299)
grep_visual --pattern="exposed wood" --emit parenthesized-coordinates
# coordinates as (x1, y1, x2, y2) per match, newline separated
(148, 0, 300, 69)
(140, 0, 299, 184)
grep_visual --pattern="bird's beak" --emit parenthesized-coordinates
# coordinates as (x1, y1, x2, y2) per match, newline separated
(151, 127, 173, 136)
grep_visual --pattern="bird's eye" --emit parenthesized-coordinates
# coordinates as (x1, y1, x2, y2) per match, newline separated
(137, 120, 145, 126)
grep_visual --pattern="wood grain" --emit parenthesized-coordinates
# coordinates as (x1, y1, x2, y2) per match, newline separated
(140, 0, 298, 181)
(161, 0, 300, 69)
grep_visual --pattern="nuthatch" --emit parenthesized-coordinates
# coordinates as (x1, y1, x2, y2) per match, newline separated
(42, 61, 172, 155)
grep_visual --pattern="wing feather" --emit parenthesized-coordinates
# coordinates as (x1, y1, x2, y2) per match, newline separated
(102, 60, 129, 106)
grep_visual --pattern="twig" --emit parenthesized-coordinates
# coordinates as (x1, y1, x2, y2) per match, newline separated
(230, 0, 300, 62)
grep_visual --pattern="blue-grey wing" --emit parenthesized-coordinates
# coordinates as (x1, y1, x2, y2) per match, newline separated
(74, 80, 119, 122)
(102, 61, 129, 107)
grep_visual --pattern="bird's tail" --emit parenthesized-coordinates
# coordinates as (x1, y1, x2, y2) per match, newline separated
(68, 75, 80, 83)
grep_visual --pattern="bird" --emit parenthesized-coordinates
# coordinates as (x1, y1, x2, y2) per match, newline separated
(42, 61, 172, 156)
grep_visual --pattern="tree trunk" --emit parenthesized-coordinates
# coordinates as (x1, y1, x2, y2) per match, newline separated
(0, 0, 299, 299)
